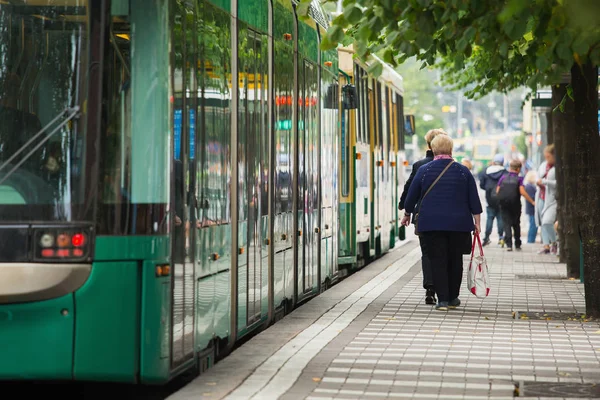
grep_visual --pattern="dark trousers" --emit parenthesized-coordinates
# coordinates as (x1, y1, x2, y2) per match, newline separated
(484, 206, 504, 241)
(420, 231, 467, 303)
(418, 236, 434, 289)
(502, 208, 522, 248)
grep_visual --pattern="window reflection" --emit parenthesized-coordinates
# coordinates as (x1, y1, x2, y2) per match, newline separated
(0, 1, 88, 220)
(197, 1, 232, 228)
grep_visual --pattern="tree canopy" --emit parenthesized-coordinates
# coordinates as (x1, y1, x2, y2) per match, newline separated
(305, 0, 600, 99)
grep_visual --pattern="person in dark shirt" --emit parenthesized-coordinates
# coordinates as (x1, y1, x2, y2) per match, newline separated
(479, 154, 508, 247)
(399, 128, 447, 305)
(496, 160, 535, 251)
(524, 171, 538, 243)
(402, 134, 482, 311)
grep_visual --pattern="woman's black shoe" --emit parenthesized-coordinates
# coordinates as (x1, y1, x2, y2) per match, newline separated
(425, 289, 436, 305)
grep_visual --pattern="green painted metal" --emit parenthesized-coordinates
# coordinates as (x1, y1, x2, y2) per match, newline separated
(130, 0, 170, 204)
(238, 0, 268, 32)
(74, 261, 140, 382)
(111, 0, 129, 16)
(94, 236, 169, 261)
(338, 256, 357, 265)
(0, 294, 74, 380)
(398, 225, 406, 240)
(140, 261, 171, 383)
(206, 0, 230, 12)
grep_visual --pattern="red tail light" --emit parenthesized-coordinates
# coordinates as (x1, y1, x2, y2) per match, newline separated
(72, 233, 86, 247)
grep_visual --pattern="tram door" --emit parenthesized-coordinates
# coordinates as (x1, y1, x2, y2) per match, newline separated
(298, 60, 319, 295)
(170, 2, 196, 368)
(237, 27, 269, 327)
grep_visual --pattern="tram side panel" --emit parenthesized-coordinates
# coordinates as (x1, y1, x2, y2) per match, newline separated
(354, 66, 372, 264)
(319, 45, 340, 284)
(194, 1, 234, 355)
(272, 0, 296, 310)
(295, 15, 321, 303)
(236, 0, 270, 337)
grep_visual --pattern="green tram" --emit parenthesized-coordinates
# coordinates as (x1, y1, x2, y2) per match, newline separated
(0, 0, 406, 384)
(337, 51, 407, 269)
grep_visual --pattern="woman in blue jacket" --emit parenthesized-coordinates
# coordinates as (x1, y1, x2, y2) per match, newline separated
(401, 135, 483, 311)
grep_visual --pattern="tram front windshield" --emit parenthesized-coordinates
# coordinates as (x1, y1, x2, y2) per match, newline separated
(0, 1, 89, 222)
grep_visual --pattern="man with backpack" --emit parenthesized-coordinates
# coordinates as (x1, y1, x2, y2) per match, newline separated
(496, 159, 536, 251)
(479, 154, 508, 246)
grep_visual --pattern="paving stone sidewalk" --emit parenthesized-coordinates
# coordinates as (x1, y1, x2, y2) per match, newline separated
(285, 243, 600, 400)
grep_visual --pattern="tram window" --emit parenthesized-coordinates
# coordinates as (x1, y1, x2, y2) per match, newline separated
(377, 82, 383, 150)
(360, 68, 367, 144)
(386, 88, 391, 157)
(0, 2, 89, 220)
(197, 2, 232, 226)
(341, 105, 350, 197)
(99, 13, 132, 206)
(397, 94, 405, 150)
(354, 64, 361, 143)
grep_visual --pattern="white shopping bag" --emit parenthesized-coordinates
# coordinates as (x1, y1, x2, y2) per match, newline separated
(467, 233, 490, 298)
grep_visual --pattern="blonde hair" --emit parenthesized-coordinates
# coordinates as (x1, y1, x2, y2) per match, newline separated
(525, 170, 537, 184)
(431, 134, 453, 156)
(545, 144, 555, 155)
(425, 129, 448, 148)
(461, 158, 473, 170)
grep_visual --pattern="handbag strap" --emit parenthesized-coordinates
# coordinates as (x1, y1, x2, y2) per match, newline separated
(471, 231, 484, 257)
(416, 161, 455, 215)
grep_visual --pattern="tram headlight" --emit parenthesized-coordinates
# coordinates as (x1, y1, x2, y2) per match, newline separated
(40, 233, 55, 248)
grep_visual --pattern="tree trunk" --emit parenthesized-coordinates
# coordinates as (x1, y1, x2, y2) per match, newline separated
(571, 62, 600, 318)
(546, 110, 554, 145)
(552, 83, 580, 278)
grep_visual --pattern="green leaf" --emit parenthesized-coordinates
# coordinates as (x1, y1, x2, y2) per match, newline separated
(296, 0, 311, 18)
(499, 42, 509, 57)
(320, 35, 337, 51)
(329, 25, 346, 45)
(367, 61, 383, 78)
(535, 55, 550, 71)
(343, 5, 363, 25)
(457, 37, 468, 52)
(415, 33, 433, 49)
(555, 42, 571, 62)
(383, 48, 394, 64)
(464, 26, 476, 41)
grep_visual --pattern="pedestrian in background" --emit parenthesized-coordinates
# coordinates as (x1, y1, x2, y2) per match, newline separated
(402, 134, 482, 311)
(535, 145, 557, 254)
(496, 159, 535, 252)
(479, 154, 508, 247)
(461, 157, 473, 172)
(524, 171, 538, 243)
(399, 128, 448, 305)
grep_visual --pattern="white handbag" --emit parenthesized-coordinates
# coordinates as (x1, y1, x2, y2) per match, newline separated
(467, 233, 490, 298)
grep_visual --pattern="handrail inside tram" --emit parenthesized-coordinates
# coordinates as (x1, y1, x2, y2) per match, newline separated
(0, 106, 80, 187)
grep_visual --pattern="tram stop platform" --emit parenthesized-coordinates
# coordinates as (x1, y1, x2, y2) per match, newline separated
(168, 231, 600, 400)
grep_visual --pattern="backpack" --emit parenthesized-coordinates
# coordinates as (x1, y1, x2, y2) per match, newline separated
(484, 175, 502, 208)
(497, 174, 520, 208)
